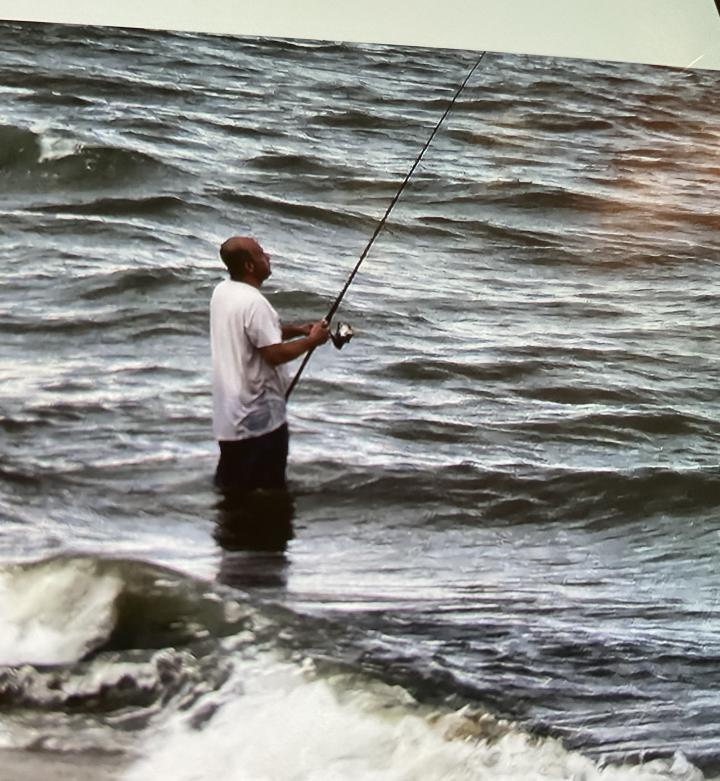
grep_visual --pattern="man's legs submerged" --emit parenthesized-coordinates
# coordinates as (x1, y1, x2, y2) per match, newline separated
(213, 424, 294, 575)
(214, 423, 289, 493)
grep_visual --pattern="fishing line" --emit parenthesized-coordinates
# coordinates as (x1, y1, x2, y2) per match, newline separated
(286, 51, 488, 400)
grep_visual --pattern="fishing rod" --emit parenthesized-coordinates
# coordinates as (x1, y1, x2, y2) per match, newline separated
(286, 51, 488, 400)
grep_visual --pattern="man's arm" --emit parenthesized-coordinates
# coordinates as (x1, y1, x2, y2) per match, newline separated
(260, 320, 330, 366)
(281, 322, 313, 340)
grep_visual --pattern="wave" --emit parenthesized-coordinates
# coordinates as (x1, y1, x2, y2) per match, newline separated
(508, 406, 719, 438)
(387, 418, 478, 444)
(311, 108, 411, 130)
(0, 460, 49, 488)
(0, 555, 250, 667)
(419, 215, 562, 246)
(123, 652, 707, 781)
(0, 556, 123, 666)
(29, 194, 187, 217)
(240, 36, 353, 55)
(377, 357, 545, 383)
(0, 400, 87, 434)
(423, 180, 624, 215)
(207, 119, 287, 140)
(0, 413, 64, 435)
(445, 127, 531, 149)
(0, 303, 207, 337)
(4, 65, 197, 103)
(377, 355, 648, 401)
(482, 184, 622, 213)
(639, 118, 687, 135)
(17, 90, 95, 107)
(219, 189, 374, 230)
(421, 96, 516, 113)
(527, 114, 616, 133)
(294, 461, 720, 525)
(0, 124, 174, 192)
(0, 553, 714, 774)
(0, 554, 254, 752)
(249, 151, 353, 177)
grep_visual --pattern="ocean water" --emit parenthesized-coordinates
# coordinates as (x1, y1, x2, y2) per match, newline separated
(1, 19, 719, 780)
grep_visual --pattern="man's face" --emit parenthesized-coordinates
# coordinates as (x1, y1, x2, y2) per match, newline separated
(249, 241, 271, 282)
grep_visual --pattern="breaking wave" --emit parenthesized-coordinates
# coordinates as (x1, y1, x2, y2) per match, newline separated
(0, 124, 176, 193)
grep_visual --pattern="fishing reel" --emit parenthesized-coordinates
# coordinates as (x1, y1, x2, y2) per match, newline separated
(330, 321, 354, 349)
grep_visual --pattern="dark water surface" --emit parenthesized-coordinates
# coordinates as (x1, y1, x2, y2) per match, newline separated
(1, 20, 719, 780)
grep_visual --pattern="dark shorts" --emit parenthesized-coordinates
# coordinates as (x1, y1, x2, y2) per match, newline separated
(214, 423, 289, 493)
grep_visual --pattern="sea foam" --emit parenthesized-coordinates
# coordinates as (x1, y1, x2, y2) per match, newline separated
(0, 557, 121, 666)
(32, 123, 82, 163)
(123, 654, 707, 781)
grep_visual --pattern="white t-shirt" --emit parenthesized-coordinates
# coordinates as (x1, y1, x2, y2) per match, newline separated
(210, 279, 290, 441)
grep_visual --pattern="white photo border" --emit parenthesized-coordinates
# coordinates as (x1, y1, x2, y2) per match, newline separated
(0, 0, 719, 71)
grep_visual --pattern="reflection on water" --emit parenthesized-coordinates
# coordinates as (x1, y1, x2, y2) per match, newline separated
(214, 488, 295, 590)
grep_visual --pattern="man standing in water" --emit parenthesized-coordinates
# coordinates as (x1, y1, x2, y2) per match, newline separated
(210, 236, 329, 492)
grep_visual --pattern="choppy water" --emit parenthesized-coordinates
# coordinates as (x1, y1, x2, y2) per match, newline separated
(1, 19, 719, 780)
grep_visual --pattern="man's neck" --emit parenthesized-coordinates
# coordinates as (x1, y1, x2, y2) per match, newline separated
(230, 274, 260, 288)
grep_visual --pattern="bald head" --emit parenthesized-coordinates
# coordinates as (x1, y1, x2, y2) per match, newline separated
(220, 236, 271, 286)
